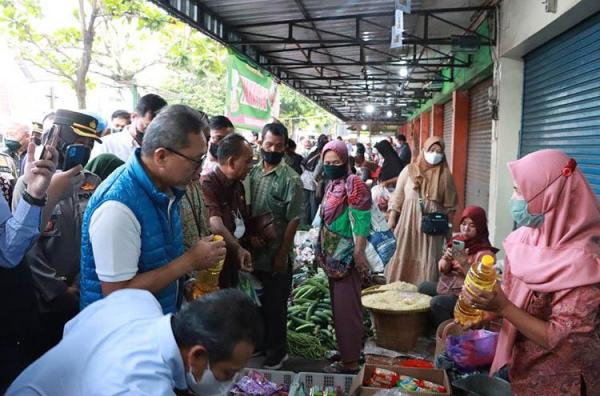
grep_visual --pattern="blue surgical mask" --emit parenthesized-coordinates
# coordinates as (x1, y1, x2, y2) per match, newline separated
(510, 198, 544, 228)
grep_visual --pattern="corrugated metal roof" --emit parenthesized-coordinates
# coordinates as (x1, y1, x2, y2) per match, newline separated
(150, 0, 494, 121)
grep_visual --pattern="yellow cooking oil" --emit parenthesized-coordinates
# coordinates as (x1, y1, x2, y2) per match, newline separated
(191, 235, 225, 299)
(454, 254, 497, 326)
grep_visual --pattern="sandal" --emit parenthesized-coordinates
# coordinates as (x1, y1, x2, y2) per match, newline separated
(323, 361, 360, 374)
(325, 350, 341, 362)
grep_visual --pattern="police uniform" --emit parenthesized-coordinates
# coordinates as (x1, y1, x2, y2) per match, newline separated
(4, 109, 103, 366)
(12, 171, 101, 309)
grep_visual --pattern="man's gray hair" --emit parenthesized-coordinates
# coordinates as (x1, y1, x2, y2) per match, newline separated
(141, 104, 207, 156)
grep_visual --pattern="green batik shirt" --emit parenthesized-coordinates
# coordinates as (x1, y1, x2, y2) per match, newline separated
(246, 161, 303, 272)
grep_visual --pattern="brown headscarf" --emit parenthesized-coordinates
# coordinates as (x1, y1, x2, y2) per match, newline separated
(407, 136, 457, 209)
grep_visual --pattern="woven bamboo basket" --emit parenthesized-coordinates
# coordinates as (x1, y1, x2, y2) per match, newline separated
(369, 305, 430, 352)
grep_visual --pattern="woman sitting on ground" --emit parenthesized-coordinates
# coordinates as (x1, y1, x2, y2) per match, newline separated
(418, 205, 498, 328)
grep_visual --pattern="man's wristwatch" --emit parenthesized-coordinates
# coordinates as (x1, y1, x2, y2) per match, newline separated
(23, 191, 48, 207)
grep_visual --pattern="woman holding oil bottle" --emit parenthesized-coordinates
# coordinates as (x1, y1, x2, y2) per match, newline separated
(467, 150, 600, 395)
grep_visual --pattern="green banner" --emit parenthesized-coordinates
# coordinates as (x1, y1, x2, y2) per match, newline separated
(225, 52, 279, 131)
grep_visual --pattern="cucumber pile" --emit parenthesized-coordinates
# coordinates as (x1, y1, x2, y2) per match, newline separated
(287, 268, 376, 359)
(287, 271, 337, 351)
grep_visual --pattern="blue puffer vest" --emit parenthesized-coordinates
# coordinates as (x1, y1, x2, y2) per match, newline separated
(80, 149, 184, 313)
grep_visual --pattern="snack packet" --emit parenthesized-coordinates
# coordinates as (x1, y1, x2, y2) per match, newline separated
(365, 368, 401, 388)
(396, 375, 446, 393)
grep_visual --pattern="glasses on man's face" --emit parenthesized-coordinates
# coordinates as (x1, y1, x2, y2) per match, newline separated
(164, 147, 206, 168)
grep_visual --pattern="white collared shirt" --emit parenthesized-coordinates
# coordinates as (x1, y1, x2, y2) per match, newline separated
(90, 127, 139, 162)
(7, 289, 187, 396)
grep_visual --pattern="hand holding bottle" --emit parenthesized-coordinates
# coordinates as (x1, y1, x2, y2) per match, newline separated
(188, 235, 226, 271)
(468, 283, 510, 315)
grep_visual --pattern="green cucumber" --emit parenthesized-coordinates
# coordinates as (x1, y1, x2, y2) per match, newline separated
(305, 302, 319, 321)
(295, 323, 315, 332)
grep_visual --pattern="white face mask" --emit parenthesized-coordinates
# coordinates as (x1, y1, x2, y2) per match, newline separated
(233, 210, 246, 239)
(186, 364, 234, 396)
(424, 151, 444, 165)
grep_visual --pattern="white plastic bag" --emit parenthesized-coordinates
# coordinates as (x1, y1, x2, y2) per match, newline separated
(371, 184, 392, 213)
(349, 205, 397, 273)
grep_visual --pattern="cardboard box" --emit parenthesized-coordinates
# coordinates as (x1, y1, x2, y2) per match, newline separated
(349, 364, 451, 396)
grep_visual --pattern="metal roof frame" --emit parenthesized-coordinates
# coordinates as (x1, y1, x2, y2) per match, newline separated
(148, 0, 496, 122)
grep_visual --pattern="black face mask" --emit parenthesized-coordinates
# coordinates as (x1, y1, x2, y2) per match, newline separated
(261, 149, 284, 165)
(323, 164, 347, 180)
(209, 142, 219, 159)
(134, 129, 144, 146)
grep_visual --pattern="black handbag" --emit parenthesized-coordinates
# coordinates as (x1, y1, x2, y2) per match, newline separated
(418, 190, 450, 236)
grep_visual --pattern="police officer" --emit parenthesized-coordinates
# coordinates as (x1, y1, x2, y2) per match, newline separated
(11, 109, 103, 354)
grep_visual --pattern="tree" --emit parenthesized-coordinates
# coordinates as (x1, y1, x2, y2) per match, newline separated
(159, 24, 228, 115)
(0, 0, 339, 128)
(0, 0, 171, 108)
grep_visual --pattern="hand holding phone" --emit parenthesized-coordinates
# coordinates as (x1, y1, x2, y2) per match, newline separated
(452, 239, 466, 256)
(39, 126, 59, 161)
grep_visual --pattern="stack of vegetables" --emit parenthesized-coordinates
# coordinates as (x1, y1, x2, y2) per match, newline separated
(287, 269, 375, 359)
(287, 271, 335, 357)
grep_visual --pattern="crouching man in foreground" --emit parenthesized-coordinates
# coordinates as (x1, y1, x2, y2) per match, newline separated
(7, 289, 262, 396)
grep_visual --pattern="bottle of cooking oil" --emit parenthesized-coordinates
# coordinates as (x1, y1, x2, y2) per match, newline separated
(454, 254, 497, 326)
(191, 235, 225, 299)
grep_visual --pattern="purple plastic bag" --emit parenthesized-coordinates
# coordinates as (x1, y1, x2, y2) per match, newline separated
(231, 370, 289, 396)
(446, 329, 498, 370)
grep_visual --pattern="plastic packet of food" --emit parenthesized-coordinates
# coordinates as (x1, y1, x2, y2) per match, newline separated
(396, 375, 446, 393)
(365, 368, 401, 388)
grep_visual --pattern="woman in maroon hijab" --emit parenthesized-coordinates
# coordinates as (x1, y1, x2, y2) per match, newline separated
(418, 205, 498, 327)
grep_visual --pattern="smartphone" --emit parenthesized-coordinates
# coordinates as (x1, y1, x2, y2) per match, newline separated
(452, 239, 466, 256)
(62, 144, 91, 171)
(39, 126, 58, 160)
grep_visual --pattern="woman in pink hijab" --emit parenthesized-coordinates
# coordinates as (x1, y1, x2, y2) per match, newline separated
(470, 149, 600, 395)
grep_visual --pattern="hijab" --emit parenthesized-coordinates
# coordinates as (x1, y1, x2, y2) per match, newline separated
(374, 139, 404, 182)
(320, 140, 370, 225)
(448, 206, 499, 256)
(407, 136, 457, 209)
(84, 153, 124, 181)
(490, 149, 600, 374)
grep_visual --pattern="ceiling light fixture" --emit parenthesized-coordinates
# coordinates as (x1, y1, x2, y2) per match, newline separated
(365, 104, 375, 114)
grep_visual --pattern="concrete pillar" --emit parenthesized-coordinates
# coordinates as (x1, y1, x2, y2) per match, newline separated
(488, 58, 524, 253)
(431, 104, 444, 138)
(451, 90, 470, 229)
(420, 111, 431, 148)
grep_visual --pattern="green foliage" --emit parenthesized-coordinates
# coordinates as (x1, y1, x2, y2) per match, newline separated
(0, 0, 339, 128)
(160, 24, 228, 115)
(279, 84, 338, 133)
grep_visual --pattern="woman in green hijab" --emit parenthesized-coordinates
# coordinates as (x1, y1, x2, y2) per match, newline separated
(84, 153, 124, 181)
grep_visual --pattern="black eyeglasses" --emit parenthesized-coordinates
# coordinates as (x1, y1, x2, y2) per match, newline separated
(164, 147, 206, 167)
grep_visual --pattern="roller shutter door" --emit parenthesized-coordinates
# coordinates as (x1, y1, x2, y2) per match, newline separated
(443, 100, 453, 167)
(521, 12, 600, 198)
(465, 79, 493, 210)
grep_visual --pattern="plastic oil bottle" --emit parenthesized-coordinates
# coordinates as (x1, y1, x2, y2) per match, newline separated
(454, 254, 497, 326)
(191, 235, 225, 299)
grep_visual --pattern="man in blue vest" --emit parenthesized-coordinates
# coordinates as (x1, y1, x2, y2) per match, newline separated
(80, 104, 227, 313)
